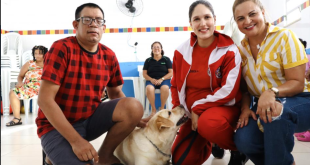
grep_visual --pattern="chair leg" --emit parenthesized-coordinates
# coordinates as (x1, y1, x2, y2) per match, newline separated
(32, 98, 38, 114)
(23, 99, 30, 119)
(145, 97, 150, 116)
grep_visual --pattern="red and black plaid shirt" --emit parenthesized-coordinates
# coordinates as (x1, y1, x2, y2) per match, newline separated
(36, 36, 123, 138)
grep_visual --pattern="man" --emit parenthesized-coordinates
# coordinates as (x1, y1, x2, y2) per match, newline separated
(37, 3, 147, 165)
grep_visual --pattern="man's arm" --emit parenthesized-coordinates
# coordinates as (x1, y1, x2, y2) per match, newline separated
(106, 85, 125, 99)
(38, 80, 99, 163)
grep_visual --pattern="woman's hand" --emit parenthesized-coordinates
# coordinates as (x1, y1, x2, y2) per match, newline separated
(150, 78, 157, 85)
(155, 79, 163, 86)
(15, 82, 24, 88)
(257, 90, 277, 123)
(191, 112, 199, 131)
(237, 108, 257, 129)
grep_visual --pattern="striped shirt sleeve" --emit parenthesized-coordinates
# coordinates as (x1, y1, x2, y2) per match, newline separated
(281, 29, 308, 69)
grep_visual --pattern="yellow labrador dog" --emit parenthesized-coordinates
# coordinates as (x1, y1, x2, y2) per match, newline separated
(114, 105, 188, 165)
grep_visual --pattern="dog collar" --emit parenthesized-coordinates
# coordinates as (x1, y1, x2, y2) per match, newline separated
(144, 135, 171, 158)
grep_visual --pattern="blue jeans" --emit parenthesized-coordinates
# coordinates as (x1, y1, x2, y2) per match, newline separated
(234, 92, 310, 165)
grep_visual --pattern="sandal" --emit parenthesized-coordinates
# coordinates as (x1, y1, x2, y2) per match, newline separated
(6, 117, 22, 127)
(297, 131, 310, 142)
(294, 132, 306, 137)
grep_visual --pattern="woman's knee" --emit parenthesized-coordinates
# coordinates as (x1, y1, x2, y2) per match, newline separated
(160, 85, 169, 91)
(145, 85, 155, 93)
(197, 116, 229, 139)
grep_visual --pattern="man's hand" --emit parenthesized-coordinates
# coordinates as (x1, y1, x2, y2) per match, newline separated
(137, 113, 154, 128)
(71, 137, 99, 163)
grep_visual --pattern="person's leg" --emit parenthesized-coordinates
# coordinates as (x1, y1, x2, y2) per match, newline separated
(172, 120, 212, 165)
(234, 118, 264, 165)
(6, 90, 21, 125)
(41, 122, 93, 165)
(198, 106, 240, 150)
(93, 98, 143, 164)
(145, 82, 156, 114)
(261, 94, 310, 165)
(159, 85, 169, 110)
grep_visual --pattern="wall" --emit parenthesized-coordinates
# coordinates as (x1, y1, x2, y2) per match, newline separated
(261, 0, 310, 48)
(1, 0, 236, 62)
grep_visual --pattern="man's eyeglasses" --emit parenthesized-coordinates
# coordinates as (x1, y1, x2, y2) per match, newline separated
(76, 17, 105, 27)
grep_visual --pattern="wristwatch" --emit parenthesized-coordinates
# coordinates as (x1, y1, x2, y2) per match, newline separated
(270, 87, 279, 97)
(161, 77, 165, 80)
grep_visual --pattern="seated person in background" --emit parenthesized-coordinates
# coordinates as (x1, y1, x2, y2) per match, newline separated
(6, 45, 48, 126)
(143, 41, 172, 115)
(295, 38, 310, 142)
(233, 0, 310, 164)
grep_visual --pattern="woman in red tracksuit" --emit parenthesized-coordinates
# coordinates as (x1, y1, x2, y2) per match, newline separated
(171, 1, 244, 164)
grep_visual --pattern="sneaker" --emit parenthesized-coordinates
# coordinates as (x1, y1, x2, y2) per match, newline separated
(228, 150, 248, 165)
(211, 143, 225, 159)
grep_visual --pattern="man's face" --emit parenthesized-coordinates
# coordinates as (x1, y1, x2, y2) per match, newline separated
(73, 7, 106, 44)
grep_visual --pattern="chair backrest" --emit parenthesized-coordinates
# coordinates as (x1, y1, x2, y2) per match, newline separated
(9, 69, 21, 89)
(10, 54, 18, 68)
(22, 50, 33, 66)
(1, 35, 10, 68)
(5, 32, 23, 68)
(1, 34, 9, 55)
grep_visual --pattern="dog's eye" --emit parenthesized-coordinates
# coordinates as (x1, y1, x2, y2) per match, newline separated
(168, 111, 171, 116)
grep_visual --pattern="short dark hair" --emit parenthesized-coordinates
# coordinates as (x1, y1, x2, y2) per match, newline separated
(150, 41, 164, 57)
(32, 45, 48, 61)
(299, 38, 307, 48)
(75, 3, 104, 20)
(189, 0, 215, 21)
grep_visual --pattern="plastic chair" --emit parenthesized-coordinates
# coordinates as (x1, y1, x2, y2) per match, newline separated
(1, 34, 9, 55)
(9, 69, 39, 118)
(145, 88, 172, 114)
(122, 77, 139, 98)
(5, 32, 23, 68)
(1, 35, 10, 68)
(21, 50, 32, 66)
(143, 79, 172, 115)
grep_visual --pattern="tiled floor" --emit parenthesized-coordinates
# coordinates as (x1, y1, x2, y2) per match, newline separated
(1, 114, 310, 165)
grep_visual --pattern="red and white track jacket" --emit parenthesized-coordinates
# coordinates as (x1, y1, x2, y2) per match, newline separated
(171, 31, 242, 117)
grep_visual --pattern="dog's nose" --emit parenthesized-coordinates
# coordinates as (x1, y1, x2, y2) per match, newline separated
(178, 104, 184, 108)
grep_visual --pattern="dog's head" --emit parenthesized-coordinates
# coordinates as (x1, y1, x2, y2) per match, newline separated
(148, 105, 188, 132)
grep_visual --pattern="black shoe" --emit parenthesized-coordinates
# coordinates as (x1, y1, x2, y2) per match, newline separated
(211, 144, 225, 159)
(228, 150, 248, 165)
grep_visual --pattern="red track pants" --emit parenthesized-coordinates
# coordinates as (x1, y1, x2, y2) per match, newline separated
(172, 106, 240, 165)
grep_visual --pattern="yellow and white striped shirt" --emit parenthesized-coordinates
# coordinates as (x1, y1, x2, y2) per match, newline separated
(238, 23, 309, 97)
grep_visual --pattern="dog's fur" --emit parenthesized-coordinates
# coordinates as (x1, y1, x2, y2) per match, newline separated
(114, 105, 188, 165)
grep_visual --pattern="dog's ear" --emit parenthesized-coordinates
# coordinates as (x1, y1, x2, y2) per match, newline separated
(156, 116, 174, 130)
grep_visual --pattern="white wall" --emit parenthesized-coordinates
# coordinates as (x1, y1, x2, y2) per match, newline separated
(1, 0, 235, 62)
(261, 0, 310, 48)
(1, 0, 309, 62)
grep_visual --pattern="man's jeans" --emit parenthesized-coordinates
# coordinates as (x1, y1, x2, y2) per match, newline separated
(234, 92, 310, 165)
